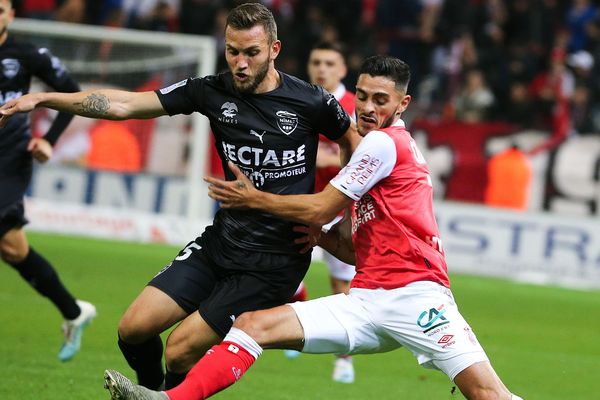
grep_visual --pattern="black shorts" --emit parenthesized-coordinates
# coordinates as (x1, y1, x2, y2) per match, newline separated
(148, 237, 310, 337)
(0, 201, 28, 238)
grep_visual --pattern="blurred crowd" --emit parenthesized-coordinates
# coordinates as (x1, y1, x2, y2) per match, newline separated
(13, 0, 600, 136)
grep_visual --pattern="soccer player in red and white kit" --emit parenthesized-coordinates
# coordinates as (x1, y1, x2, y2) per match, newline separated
(103, 55, 522, 400)
(285, 41, 358, 383)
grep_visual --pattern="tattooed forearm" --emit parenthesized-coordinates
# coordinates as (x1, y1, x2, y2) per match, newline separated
(74, 93, 110, 117)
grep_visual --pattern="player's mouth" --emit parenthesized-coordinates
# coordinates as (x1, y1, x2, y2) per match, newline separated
(234, 73, 249, 82)
(359, 115, 377, 126)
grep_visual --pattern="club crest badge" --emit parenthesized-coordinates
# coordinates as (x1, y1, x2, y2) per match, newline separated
(276, 110, 298, 135)
(2, 59, 20, 79)
(221, 102, 238, 118)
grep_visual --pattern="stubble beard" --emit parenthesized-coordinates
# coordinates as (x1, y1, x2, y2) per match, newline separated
(381, 113, 397, 130)
(234, 59, 270, 94)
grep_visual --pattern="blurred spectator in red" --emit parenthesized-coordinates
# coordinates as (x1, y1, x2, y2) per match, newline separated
(529, 47, 574, 130)
(528, 47, 573, 154)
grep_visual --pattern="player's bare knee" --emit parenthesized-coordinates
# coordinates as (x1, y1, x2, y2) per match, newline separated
(233, 311, 269, 342)
(118, 314, 152, 344)
(232, 311, 254, 331)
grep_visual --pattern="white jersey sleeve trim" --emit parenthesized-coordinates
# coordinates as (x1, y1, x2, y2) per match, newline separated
(330, 130, 396, 200)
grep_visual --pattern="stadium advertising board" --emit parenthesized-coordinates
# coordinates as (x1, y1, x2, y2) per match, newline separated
(437, 201, 600, 289)
(29, 165, 190, 216)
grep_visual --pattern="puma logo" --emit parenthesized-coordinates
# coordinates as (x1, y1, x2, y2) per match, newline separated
(250, 129, 266, 143)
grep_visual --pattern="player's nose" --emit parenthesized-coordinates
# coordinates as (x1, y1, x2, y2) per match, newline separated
(234, 55, 249, 69)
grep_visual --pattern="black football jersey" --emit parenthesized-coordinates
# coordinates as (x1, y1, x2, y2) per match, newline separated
(0, 36, 79, 209)
(156, 71, 351, 255)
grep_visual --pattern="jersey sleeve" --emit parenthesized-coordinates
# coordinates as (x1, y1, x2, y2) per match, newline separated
(30, 47, 80, 92)
(155, 77, 205, 116)
(315, 88, 351, 141)
(28, 46, 79, 145)
(330, 131, 396, 200)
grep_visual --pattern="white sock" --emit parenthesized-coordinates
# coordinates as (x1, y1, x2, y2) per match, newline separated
(224, 327, 263, 359)
(511, 395, 524, 400)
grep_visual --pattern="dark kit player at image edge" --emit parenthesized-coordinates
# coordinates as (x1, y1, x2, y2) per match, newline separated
(0, 0, 96, 362)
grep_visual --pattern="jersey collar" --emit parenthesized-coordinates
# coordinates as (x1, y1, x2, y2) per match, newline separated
(332, 83, 347, 101)
(392, 118, 405, 128)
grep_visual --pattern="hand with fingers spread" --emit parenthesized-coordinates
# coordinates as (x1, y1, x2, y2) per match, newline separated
(292, 224, 322, 254)
(0, 93, 41, 128)
(205, 161, 260, 209)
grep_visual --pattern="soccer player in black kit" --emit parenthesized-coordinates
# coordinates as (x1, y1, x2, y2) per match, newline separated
(0, 0, 96, 362)
(0, 2, 360, 392)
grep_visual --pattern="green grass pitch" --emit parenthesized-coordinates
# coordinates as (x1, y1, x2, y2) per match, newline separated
(0, 232, 598, 399)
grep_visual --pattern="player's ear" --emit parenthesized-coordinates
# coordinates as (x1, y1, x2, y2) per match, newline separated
(270, 40, 281, 60)
(399, 94, 411, 113)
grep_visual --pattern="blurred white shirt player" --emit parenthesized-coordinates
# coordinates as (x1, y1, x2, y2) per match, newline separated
(287, 41, 357, 384)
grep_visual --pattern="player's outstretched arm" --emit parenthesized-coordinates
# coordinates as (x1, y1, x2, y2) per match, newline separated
(205, 161, 353, 226)
(0, 89, 166, 127)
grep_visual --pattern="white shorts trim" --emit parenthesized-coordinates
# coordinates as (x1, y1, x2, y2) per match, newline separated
(290, 281, 489, 380)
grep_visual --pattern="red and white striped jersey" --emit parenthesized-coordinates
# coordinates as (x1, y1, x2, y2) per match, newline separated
(330, 119, 449, 290)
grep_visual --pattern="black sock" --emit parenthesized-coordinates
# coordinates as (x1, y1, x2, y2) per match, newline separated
(118, 334, 165, 390)
(10, 247, 80, 319)
(164, 369, 187, 390)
